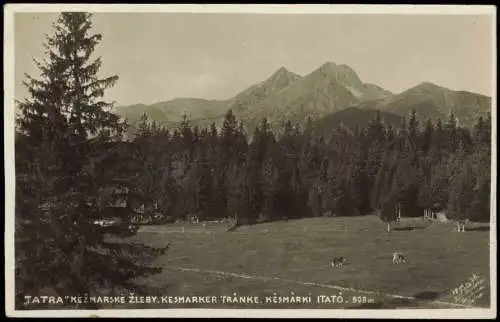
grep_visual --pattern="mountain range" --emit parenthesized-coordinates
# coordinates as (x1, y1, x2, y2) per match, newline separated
(114, 62, 491, 136)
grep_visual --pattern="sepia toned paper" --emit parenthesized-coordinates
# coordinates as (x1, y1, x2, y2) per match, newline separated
(4, 4, 497, 319)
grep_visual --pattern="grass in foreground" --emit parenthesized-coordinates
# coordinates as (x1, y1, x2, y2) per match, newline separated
(111, 215, 490, 309)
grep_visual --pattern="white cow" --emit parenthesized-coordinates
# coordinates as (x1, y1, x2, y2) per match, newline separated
(392, 252, 407, 264)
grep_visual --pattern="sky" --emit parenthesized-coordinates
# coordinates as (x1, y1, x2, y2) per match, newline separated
(14, 12, 494, 106)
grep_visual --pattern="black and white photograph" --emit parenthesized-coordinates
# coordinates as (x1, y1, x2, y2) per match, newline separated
(4, 4, 497, 318)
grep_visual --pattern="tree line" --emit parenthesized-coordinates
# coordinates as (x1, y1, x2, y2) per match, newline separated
(130, 106, 491, 232)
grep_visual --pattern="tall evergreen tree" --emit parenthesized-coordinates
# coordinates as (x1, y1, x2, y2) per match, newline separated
(408, 108, 420, 146)
(386, 124, 395, 146)
(473, 114, 491, 149)
(259, 154, 280, 221)
(136, 113, 151, 138)
(430, 118, 444, 154)
(179, 112, 195, 158)
(226, 160, 251, 224)
(447, 157, 475, 231)
(220, 109, 239, 163)
(15, 12, 167, 308)
(445, 111, 458, 153)
(194, 144, 213, 220)
(420, 118, 434, 154)
(367, 110, 386, 143)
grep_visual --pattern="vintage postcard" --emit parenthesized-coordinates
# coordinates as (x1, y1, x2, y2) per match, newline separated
(4, 4, 497, 319)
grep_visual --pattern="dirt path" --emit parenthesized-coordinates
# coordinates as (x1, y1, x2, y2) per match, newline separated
(165, 266, 471, 309)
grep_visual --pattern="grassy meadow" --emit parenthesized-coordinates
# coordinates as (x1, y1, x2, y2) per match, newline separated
(107, 215, 491, 309)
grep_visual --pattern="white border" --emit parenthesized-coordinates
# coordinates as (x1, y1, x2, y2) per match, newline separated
(4, 4, 497, 319)
(1, 4, 497, 15)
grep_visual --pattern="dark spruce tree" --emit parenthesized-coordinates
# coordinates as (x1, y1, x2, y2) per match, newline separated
(445, 111, 458, 154)
(194, 143, 213, 220)
(408, 108, 420, 148)
(420, 118, 434, 154)
(220, 109, 240, 164)
(447, 152, 475, 232)
(15, 12, 167, 309)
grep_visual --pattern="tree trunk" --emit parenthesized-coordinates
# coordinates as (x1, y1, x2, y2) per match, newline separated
(397, 202, 401, 221)
(387, 222, 391, 233)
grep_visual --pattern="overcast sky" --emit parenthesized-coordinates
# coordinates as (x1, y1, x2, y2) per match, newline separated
(14, 12, 494, 106)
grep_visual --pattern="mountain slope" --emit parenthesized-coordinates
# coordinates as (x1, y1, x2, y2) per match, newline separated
(113, 64, 490, 134)
(362, 83, 393, 101)
(357, 82, 491, 127)
(115, 67, 303, 130)
(115, 98, 229, 127)
(311, 62, 393, 101)
(229, 67, 302, 111)
(232, 62, 398, 131)
(114, 62, 396, 133)
(114, 104, 169, 125)
(313, 107, 403, 138)
(151, 98, 229, 121)
(236, 63, 363, 130)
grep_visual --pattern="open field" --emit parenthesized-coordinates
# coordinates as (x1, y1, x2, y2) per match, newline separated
(111, 215, 490, 309)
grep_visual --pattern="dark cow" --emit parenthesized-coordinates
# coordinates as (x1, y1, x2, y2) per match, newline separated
(331, 257, 347, 267)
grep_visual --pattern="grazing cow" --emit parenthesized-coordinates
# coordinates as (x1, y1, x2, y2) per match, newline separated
(331, 257, 347, 267)
(392, 252, 407, 264)
(190, 215, 199, 225)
